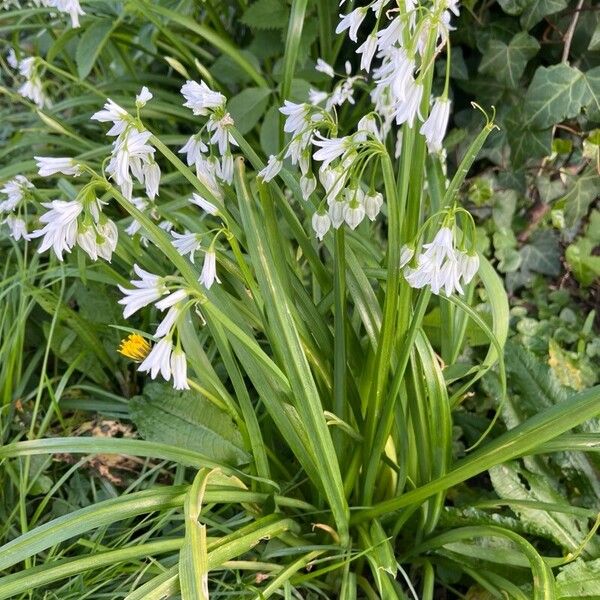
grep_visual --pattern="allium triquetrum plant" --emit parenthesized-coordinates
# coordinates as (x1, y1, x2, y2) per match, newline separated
(1, 0, 600, 598)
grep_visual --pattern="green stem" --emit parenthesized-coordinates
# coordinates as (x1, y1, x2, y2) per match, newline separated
(333, 227, 347, 456)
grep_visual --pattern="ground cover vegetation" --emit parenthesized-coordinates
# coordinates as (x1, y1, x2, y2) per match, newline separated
(0, 0, 599, 597)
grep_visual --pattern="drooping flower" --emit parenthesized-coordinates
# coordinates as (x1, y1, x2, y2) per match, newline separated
(206, 112, 236, 155)
(35, 156, 81, 177)
(3, 214, 31, 241)
(117, 264, 168, 318)
(139, 337, 173, 381)
(136, 86, 153, 107)
(91, 99, 129, 136)
(315, 58, 335, 78)
(181, 80, 226, 116)
(0, 175, 33, 212)
(364, 191, 383, 221)
(394, 80, 423, 127)
(356, 34, 377, 72)
(336, 7, 367, 42)
(258, 156, 283, 182)
(300, 174, 317, 201)
(179, 135, 208, 166)
(171, 231, 202, 262)
(420, 97, 451, 153)
(50, 0, 85, 28)
(199, 249, 221, 289)
(171, 346, 190, 390)
(30, 199, 83, 260)
(312, 134, 353, 170)
(312, 210, 331, 241)
(189, 192, 219, 215)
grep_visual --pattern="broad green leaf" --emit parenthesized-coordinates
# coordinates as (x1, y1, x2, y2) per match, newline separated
(506, 107, 552, 166)
(130, 383, 248, 466)
(582, 66, 600, 122)
(590, 22, 600, 51)
(519, 230, 561, 276)
(479, 32, 539, 87)
(557, 559, 600, 598)
(566, 238, 600, 287)
(76, 20, 114, 79)
(549, 339, 597, 391)
(520, 0, 567, 30)
(558, 167, 600, 227)
(524, 64, 588, 129)
(241, 0, 290, 30)
(227, 87, 272, 135)
(260, 105, 281, 157)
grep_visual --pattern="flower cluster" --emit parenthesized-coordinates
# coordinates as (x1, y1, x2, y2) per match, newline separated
(403, 225, 479, 296)
(0, 175, 34, 240)
(180, 79, 237, 191)
(10, 55, 48, 108)
(118, 265, 191, 389)
(92, 87, 161, 201)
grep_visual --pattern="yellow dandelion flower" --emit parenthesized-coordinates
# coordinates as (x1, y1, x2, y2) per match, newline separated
(118, 333, 151, 362)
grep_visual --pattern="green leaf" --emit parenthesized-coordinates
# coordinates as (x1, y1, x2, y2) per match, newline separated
(558, 167, 600, 227)
(519, 231, 561, 276)
(241, 0, 290, 30)
(75, 19, 114, 79)
(566, 238, 600, 287)
(582, 66, 600, 122)
(130, 383, 248, 466)
(479, 32, 539, 88)
(227, 87, 272, 135)
(260, 105, 281, 157)
(557, 559, 600, 598)
(520, 0, 567, 30)
(506, 108, 552, 166)
(524, 64, 588, 129)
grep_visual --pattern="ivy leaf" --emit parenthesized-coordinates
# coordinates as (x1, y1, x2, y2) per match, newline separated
(582, 66, 600, 122)
(228, 87, 272, 134)
(556, 166, 600, 227)
(76, 19, 114, 79)
(130, 382, 249, 466)
(566, 238, 600, 287)
(242, 0, 290, 30)
(519, 230, 561, 277)
(479, 32, 539, 87)
(519, 0, 567, 30)
(506, 108, 552, 166)
(524, 64, 588, 129)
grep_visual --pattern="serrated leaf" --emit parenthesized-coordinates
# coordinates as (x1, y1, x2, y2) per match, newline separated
(519, 230, 561, 276)
(242, 0, 290, 30)
(557, 559, 600, 598)
(76, 19, 114, 79)
(520, 0, 567, 30)
(227, 87, 271, 134)
(130, 383, 248, 466)
(524, 64, 588, 129)
(479, 32, 539, 87)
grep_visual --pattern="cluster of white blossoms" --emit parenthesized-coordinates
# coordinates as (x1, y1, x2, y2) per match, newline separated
(402, 225, 479, 296)
(0, 175, 34, 241)
(8, 53, 48, 108)
(92, 87, 160, 201)
(118, 265, 191, 389)
(340, 0, 457, 151)
(179, 79, 237, 192)
(25, 157, 119, 261)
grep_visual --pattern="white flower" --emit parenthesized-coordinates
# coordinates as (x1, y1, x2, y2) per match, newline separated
(77, 218, 118, 262)
(30, 199, 83, 260)
(355, 114, 382, 142)
(394, 80, 423, 127)
(356, 34, 377, 72)
(308, 89, 329, 105)
(139, 337, 173, 381)
(4, 214, 31, 241)
(300, 174, 317, 201)
(420, 97, 451, 153)
(364, 191, 383, 221)
(181, 80, 225, 116)
(91, 99, 129, 136)
(155, 305, 181, 338)
(344, 201, 365, 230)
(460, 252, 479, 284)
(118, 264, 167, 318)
(171, 351, 189, 390)
(312, 134, 352, 170)
(18, 76, 47, 108)
(189, 192, 218, 215)
(172, 231, 201, 262)
(400, 244, 414, 268)
(51, 0, 85, 27)
(179, 135, 207, 166)
(124, 197, 148, 236)
(336, 8, 367, 42)
(207, 113, 236, 154)
(35, 156, 81, 178)
(312, 210, 331, 241)
(320, 165, 347, 203)
(199, 249, 220, 289)
(376, 17, 404, 56)
(280, 101, 311, 138)
(258, 156, 282, 182)
(0, 175, 33, 212)
(315, 58, 335, 78)
(7, 48, 18, 69)
(136, 86, 153, 107)
(195, 157, 223, 201)
(329, 199, 347, 229)
(143, 161, 161, 199)
(171, 347, 189, 390)
(217, 153, 234, 184)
